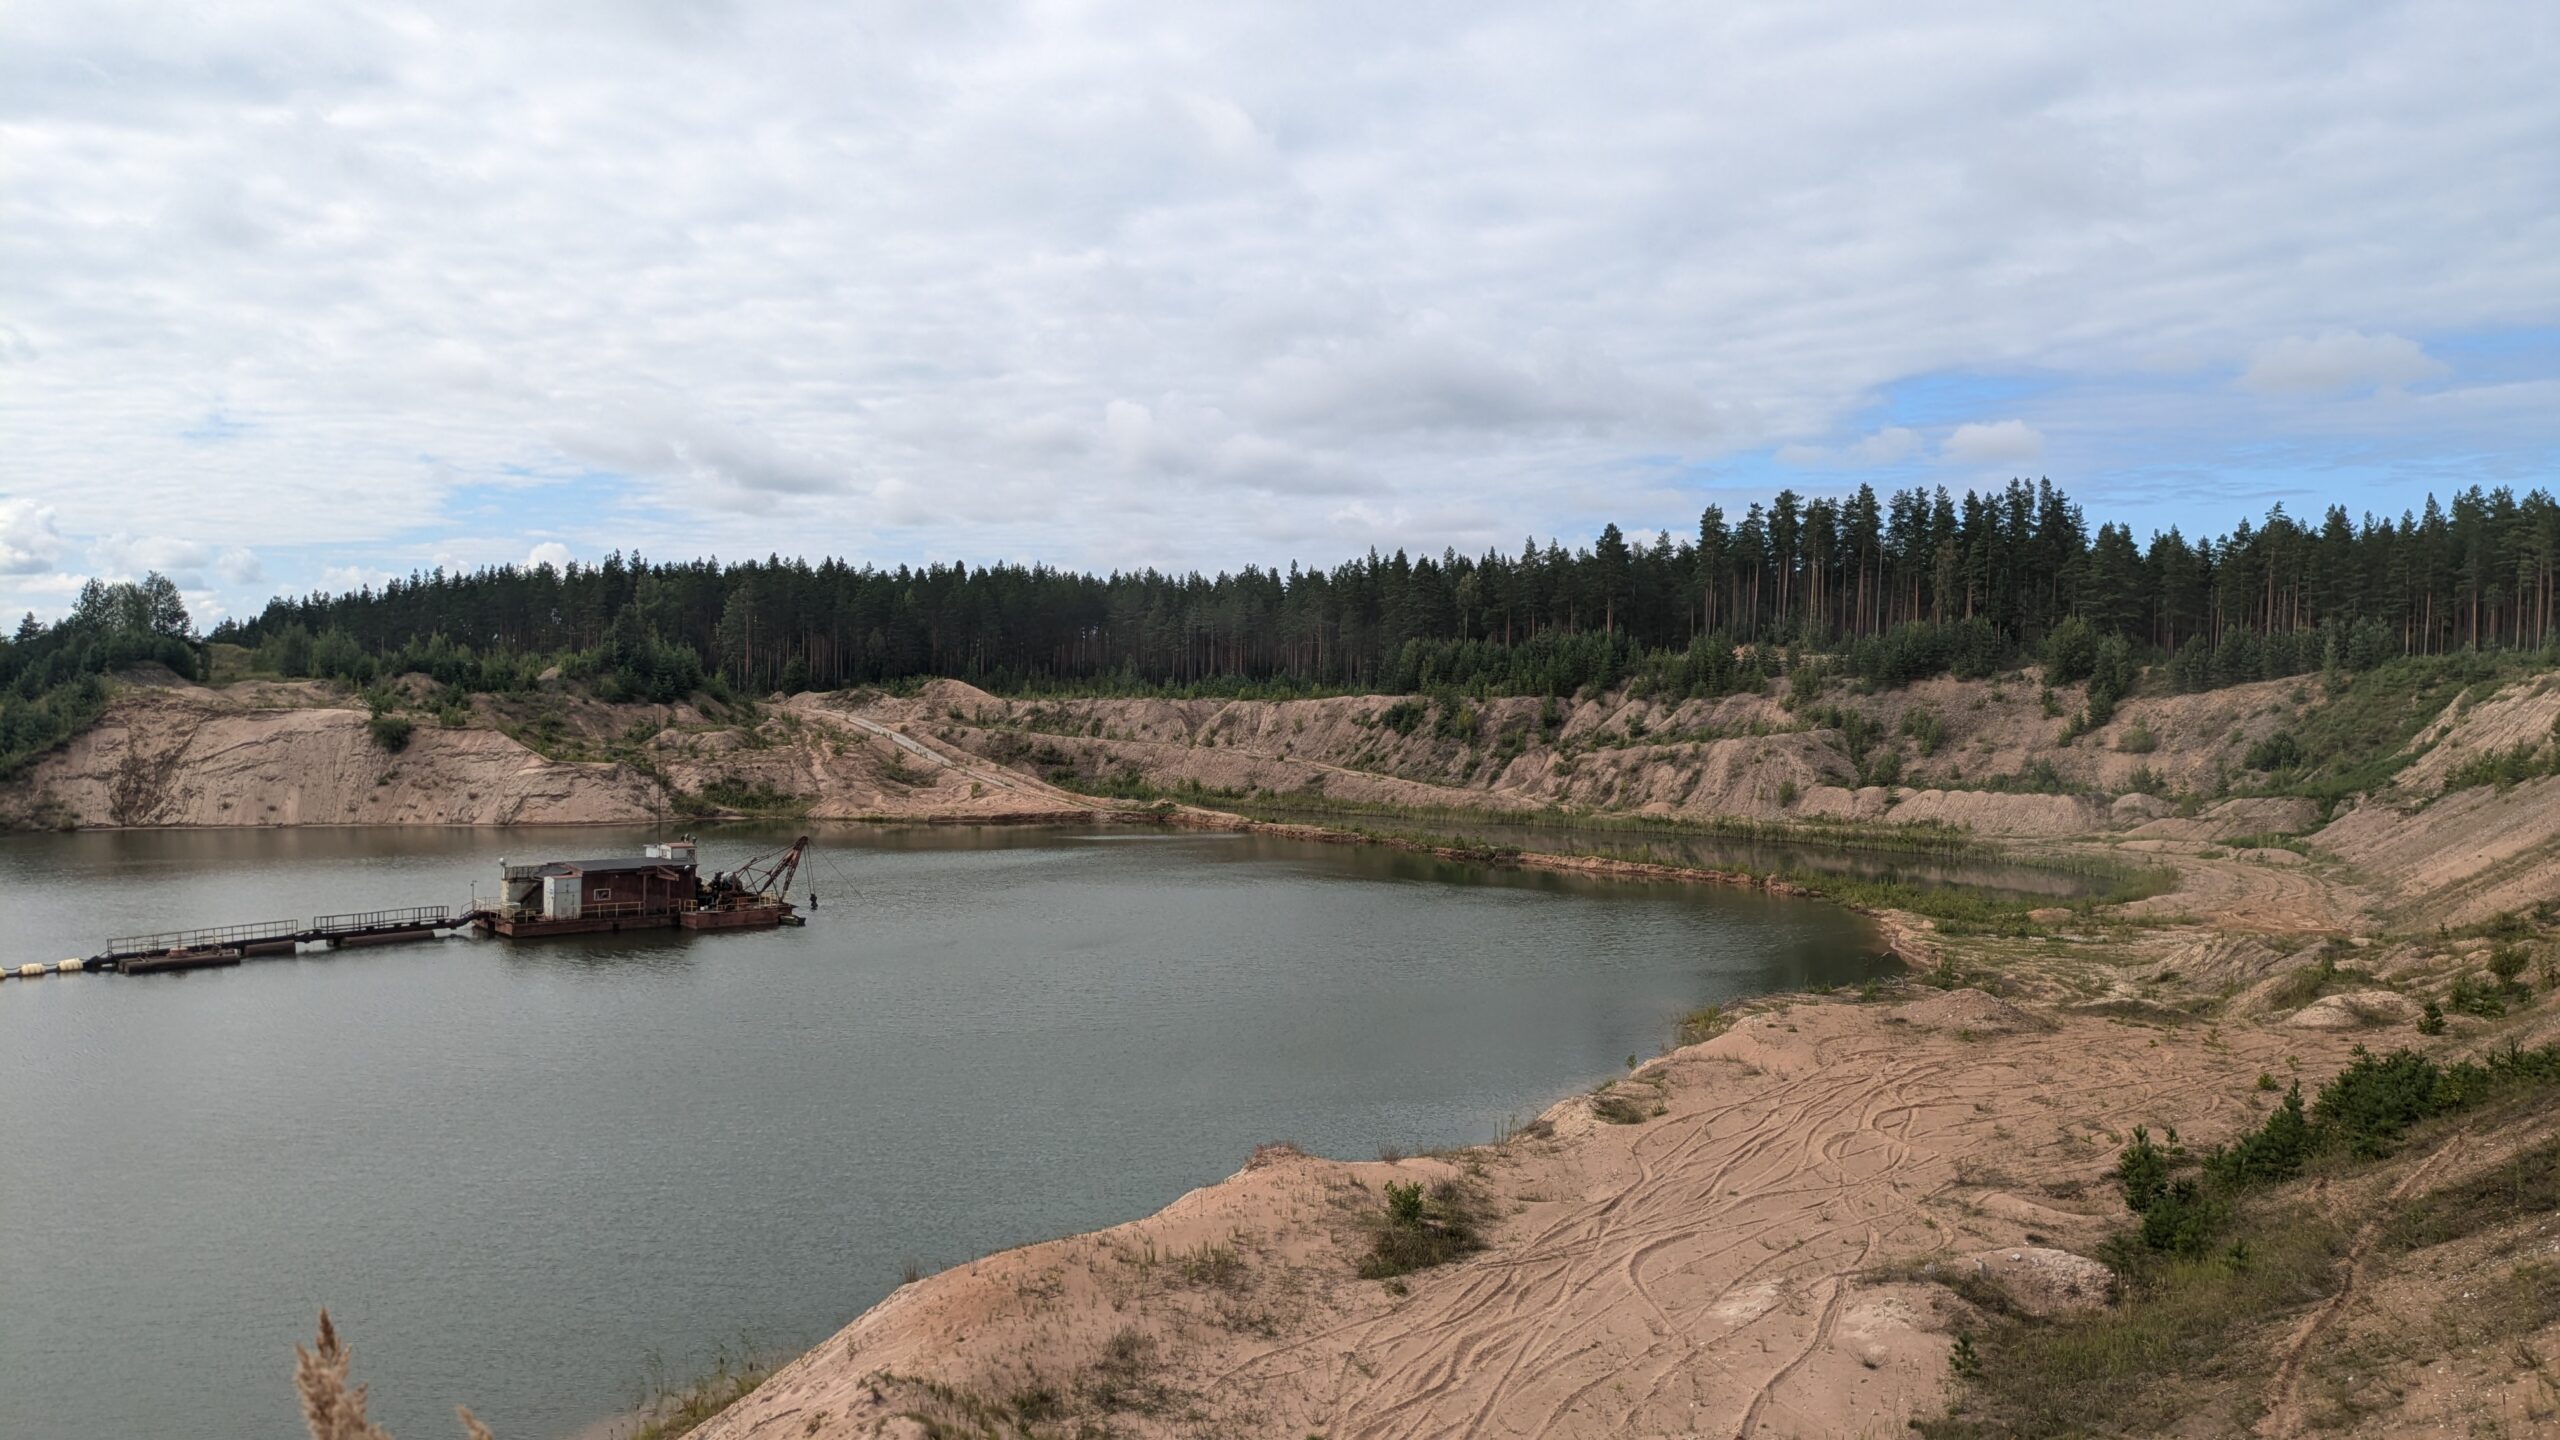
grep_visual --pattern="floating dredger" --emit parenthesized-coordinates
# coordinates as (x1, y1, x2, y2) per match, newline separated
(487, 835, 808, 937)
(42, 835, 811, 976)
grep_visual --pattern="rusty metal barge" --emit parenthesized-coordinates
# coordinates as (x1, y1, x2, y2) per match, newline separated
(41, 836, 811, 977)
(486, 835, 808, 937)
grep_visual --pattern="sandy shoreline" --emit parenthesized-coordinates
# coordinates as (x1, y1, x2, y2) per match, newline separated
(530, 809, 1935, 1440)
(685, 965, 2369, 1438)
(658, 808, 2379, 1438)
(517, 795, 2384, 1438)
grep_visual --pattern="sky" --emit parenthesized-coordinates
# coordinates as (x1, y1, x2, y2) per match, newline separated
(2, 1, 2555, 628)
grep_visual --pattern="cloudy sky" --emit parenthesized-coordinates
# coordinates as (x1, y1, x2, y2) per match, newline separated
(3, 1, 2554, 626)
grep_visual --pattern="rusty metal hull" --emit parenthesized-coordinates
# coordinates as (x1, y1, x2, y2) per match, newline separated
(679, 904, 793, 931)
(121, 949, 245, 975)
(483, 911, 685, 939)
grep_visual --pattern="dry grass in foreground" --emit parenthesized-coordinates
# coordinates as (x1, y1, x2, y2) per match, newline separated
(293, 1310, 493, 1440)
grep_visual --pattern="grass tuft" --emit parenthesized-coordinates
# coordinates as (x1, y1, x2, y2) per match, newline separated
(1358, 1178, 1491, 1279)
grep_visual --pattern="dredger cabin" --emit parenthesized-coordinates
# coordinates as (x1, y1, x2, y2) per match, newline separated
(487, 836, 809, 937)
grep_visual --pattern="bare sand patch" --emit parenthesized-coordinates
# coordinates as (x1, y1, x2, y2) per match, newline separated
(691, 996, 2363, 1440)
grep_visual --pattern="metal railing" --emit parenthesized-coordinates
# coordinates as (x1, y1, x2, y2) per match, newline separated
(496, 898, 694, 923)
(103, 919, 301, 957)
(311, 905, 453, 935)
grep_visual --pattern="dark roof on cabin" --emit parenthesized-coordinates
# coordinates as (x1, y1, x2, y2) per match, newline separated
(533, 856, 694, 877)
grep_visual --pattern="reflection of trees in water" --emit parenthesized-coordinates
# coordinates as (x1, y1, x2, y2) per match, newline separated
(1238, 807, 2091, 902)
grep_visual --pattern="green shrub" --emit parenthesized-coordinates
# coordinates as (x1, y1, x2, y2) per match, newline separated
(2083, 635, 2140, 727)
(2203, 1083, 2308, 1186)
(365, 712, 414, 753)
(2243, 732, 2304, 771)
(1782, 660, 1830, 711)
(2043, 615, 2098, 685)
(2449, 974, 2508, 1019)
(2312, 1046, 2447, 1157)
(1862, 747, 1905, 787)
(1943, 1043, 2560, 1437)
(2137, 1180, 2226, 1258)
(2443, 740, 2559, 792)
(1359, 1178, 1486, 1278)
(2119, 1126, 2170, 1214)
(1676, 1003, 1731, 1045)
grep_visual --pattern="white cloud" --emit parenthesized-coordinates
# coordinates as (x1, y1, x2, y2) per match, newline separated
(87, 533, 215, 585)
(318, 564, 395, 594)
(0, 499, 66, 575)
(1942, 420, 2046, 466)
(2239, 331, 2449, 397)
(527, 541, 572, 571)
(3, 572, 86, 623)
(215, 546, 264, 584)
(554, 410, 852, 503)
(0, 0, 2550, 618)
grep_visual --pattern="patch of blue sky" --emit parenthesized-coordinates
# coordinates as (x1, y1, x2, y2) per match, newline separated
(1697, 323, 2559, 544)
(179, 409, 250, 443)
(2423, 325, 2560, 381)
(431, 472, 654, 539)
(1850, 370, 2066, 431)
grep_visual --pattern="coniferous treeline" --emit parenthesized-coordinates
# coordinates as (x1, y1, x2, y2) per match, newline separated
(1, 575, 200, 777)
(203, 479, 2560, 702)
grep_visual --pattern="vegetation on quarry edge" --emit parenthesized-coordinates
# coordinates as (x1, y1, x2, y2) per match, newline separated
(1924, 1037, 2560, 1437)
(12, 479, 2560, 784)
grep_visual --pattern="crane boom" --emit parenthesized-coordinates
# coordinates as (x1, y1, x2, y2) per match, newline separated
(704, 836, 810, 908)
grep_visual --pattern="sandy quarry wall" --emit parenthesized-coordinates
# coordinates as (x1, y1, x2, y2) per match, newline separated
(2389, 672, 2560, 794)
(4, 688, 663, 827)
(865, 676, 2302, 838)
(2316, 776, 2560, 928)
(0, 681, 1099, 829)
(14, 669, 2560, 928)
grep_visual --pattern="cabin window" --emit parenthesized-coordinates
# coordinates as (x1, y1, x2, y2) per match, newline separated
(593, 887, 612, 901)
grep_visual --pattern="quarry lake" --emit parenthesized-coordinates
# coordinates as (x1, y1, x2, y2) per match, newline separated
(0, 824, 1887, 1440)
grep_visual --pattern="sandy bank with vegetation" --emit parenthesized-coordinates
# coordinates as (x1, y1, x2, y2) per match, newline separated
(656, 661, 2560, 1438)
(673, 811, 2560, 1438)
(15, 661, 2560, 939)
(17, 652, 2560, 1436)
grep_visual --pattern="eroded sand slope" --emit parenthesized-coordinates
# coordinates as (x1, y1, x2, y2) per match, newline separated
(693, 989, 2365, 1440)
(14, 684, 663, 826)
